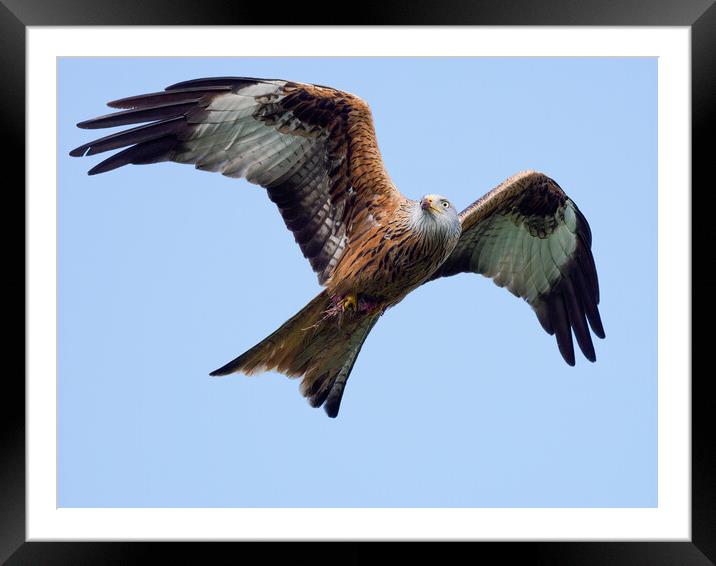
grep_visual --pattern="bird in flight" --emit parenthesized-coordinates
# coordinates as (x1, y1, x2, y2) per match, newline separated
(71, 76, 605, 418)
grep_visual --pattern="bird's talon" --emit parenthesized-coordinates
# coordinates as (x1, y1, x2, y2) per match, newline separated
(342, 294, 358, 311)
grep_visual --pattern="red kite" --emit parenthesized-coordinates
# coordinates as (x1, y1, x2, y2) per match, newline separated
(71, 76, 605, 417)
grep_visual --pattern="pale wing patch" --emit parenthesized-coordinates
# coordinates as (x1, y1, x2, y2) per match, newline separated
(467, 209, 578, 304)
(71, 76, 399, 288)
(427, 171, 604, 365)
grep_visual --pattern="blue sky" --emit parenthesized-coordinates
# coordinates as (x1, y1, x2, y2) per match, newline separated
(58, 57, 657, 507)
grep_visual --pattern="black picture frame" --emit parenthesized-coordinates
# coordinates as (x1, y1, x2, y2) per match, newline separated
(8, 1, 710, 563)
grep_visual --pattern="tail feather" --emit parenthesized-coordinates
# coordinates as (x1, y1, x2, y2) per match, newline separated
(323, 318, 378, 417)
(210, 290, 380, 418)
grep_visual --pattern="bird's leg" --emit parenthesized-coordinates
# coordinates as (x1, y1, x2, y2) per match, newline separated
(358, 294, 385, 315)
(321, 292, 386, 323)
(323, 292, 359, 321)
(341, 292, 358, 312)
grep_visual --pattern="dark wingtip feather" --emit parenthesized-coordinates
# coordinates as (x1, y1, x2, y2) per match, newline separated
(85, 136, 176, 175)
(77, 118, 183, 158)
(582, 345, 597, 363)
(571, 265, 605, 341)
(562, 278, 596, 363)
(107, 85, 235, 110)
(577, 338, 596, 363)
(164, 76, 266, 91)
(76, 101, 199, 130)
(69, 145, 89, 157)
(534, 302, 554, 335)
(550, 295, 576, 366)
(87, 160, 116, 175)
(307, 385, 331, 409)
(577, 240, 601, 303)
(588, 308, 606, 340)
(77, 119, 101, 130)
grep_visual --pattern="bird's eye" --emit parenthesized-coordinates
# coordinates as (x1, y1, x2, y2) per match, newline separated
(442, 201, 450, 208)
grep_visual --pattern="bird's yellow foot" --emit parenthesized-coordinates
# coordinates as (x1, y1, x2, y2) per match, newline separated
(323, 293, 360, 321)
(342, 293, 358, 312)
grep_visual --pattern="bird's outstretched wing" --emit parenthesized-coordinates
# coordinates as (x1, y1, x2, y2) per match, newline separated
(427, 170, 605, 365)
(70, 76, 401, 285)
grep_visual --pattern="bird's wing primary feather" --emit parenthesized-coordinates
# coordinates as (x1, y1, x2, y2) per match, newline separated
(70, 77, 401, 285)
(427, 170, 605, 365)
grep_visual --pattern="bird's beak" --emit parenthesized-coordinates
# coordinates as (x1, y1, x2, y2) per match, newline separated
(421, 197, 434, 212)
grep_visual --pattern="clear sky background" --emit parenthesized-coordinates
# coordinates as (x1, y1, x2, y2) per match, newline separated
(58, 57, 657, 508)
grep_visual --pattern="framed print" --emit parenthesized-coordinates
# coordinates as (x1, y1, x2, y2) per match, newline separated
(10, 0, 711, 563)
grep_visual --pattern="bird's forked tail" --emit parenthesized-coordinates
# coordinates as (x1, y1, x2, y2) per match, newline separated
(210, 290, 380, 417)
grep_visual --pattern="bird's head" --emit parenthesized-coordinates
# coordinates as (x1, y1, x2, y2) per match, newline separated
(420, 194, 456, 216)
(411, 193, 461, 243)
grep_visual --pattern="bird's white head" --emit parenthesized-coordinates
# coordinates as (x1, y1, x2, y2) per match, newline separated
(410, 193, 462, 245)
(420, 194, 454, 215)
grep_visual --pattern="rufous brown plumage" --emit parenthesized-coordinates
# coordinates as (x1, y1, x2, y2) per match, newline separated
(71, 76, 605, 417)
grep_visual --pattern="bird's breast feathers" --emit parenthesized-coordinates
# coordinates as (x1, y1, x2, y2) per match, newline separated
(327, 199, 461, 301)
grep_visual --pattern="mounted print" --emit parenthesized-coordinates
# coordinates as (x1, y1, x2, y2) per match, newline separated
(59, 55, 656, 509)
